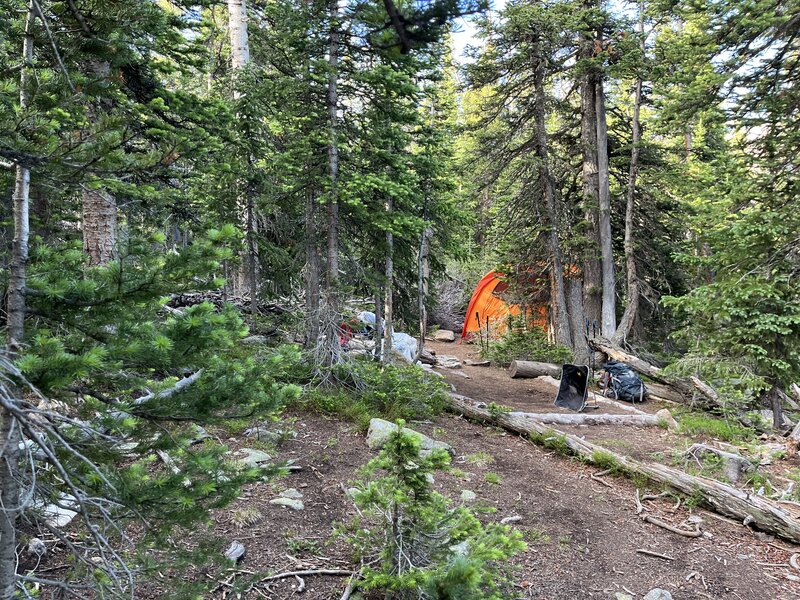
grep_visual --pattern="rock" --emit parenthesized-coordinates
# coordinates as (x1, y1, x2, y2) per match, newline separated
(188, 424, 210, 444)
(244, 425, 295, 445)
(460, 490, 476, 502)
(420, 364, 444, 377)
(655, 408, 679, 432)
(434, 329, 456, 342)
(242, 335, 269, 345)
(237, 448, 272, 468)
(224, 541, 246, 562)
(464, 359, 491, 367)
(614, 594, 634, 600)
(436, 355, 462, 369)
(278, 488, 303, 499)
(500, 515, 522, 525)
(27, 538, 46, 557)
(269, 497, 305, 510)
(419, 349, 438, 365)
(41, 494, 78, 529)
(366, 418, 454, 457)
(643, 589, 673, 600)
(449, 541, 469, 556)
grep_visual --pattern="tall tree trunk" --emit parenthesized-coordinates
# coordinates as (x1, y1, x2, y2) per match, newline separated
(595, 74, 616, 337)
(374, 280, 384, 360)
(383, 199, 394, 363)
(613, 6, 645, 346)
(82, 188, 117, 266)
(1, 5, 35, 595)
(415, 224, 432, 362)
(566, 277, 588, 363)
(319, 0, 341, 367)
(246, 191, 258, 316)
(227, 0, 250, 78)
(532, 36, 572, 348)
(580, 31, 602, 328)
(305, 188, 321, 349)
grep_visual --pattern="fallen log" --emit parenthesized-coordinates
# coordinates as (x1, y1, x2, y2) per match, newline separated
(686, 443, 755, 484)
(588, 338, 724, 411)
(645, 382, 684, 404)
(509, 360, 562, 379)
(447, 393, 800, 544)
(508, 411, 666, 428)
(535, 375, 650, 416)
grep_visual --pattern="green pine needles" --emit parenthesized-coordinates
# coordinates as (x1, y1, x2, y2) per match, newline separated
(341, 423, 526, 599)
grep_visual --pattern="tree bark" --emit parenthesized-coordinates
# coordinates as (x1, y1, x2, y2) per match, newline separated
(508, 360, 562, 379)
(304, 188, 321, 349)
(595, 74, 616, 337)
(1, 5, 35, 596)
(613, 4, 645, 346)
(580, 17, 602, 328)
(566, 276, 588, 362)
(508, 411, 665, 427)
(383, 198, 394, 362)
(532, 33, 572, 348)
(82, 187, 117, 266)
(227, 0, 250, 78)
(415, 225, 432, 363)
(447, 393, 800, 544)
(325, 0, 340, 291)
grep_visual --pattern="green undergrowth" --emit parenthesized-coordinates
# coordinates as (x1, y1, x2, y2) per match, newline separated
(676, 411, 754, 443)
(300, 360, 450, 430)
(480, 319, 572, 366)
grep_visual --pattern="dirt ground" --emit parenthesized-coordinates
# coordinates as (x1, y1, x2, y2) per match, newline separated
(137, 339, 800, 599)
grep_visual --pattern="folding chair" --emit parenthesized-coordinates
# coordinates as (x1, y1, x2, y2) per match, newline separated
(554, 364, 590, 412)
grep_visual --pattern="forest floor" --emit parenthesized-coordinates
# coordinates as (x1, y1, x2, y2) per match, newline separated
(149, 338, 800, 599)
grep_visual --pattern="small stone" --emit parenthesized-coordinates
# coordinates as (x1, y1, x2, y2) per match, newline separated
(188, 425, 210, 444)
(224, 541, 246, 562)
(278, 488, 303, 499)
(269, 497, 304, 510)
(27, 538, 46, 557)
(655, 408, 679, 432)
(500, 515, 522, 524)
(643, 589, 673, 600)
(687, 515, 704, 525)
(242, 335, 269, 345)
(460, 490, 476, 502)
(434, 330, 456, 342)
(614, 593, 633, 600)
(449, 541, 469, 556)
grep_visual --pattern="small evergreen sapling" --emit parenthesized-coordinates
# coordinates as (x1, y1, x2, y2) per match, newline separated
(342, 422, 525, 599)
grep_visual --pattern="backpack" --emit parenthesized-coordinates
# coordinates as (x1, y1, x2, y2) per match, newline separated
(602, 360, 646, 403)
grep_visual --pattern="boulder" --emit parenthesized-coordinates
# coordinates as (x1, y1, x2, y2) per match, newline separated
(269, 497, 305, 510)
(366, 418, 454, 457)
(460, 490, 476, 502)
(237, 448, 272, 469)
(434, 329, 456, 342)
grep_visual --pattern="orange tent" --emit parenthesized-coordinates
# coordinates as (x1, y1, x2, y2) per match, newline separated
(460, 271, 549, 340)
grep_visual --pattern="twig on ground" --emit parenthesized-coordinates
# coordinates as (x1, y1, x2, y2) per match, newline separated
(590, 468, 613, 488)
(636, 548, 675, 561)
(262, 569, 353, 582)
(790, 553, 800, 573)
(642, 514, 702, 538)
(635, 489, 645, 515)
(294, 574, 305, 592)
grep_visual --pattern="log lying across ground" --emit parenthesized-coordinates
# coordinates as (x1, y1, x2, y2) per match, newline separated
(535, 375, 650, 416)
(447, 393, 800, 544)
(509, 411, 668, 428)
(508, 360, 562, 379)
(588, 338, 724, 411)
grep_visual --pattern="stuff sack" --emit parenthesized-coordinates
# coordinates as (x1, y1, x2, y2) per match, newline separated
(602, 360, 646, 403)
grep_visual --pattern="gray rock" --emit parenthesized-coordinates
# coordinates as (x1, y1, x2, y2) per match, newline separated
(449, 541, 469, 556)
(614, 594, 633, 600)
(434, 330, 456, 342)
(269, 497, 304, 510)
(242, 335, 269, 345)
(366, 419, 454, 457)
(278, 488, 303, 499)
(500, 515, 522, 525)
(238, 448, 272, 468)
(224, 541, 246, 562)
(643, 589, 673, 600)
(27, 537, 46, 557)
(436, 355, 462, 369)
(460, 490, 476, 502)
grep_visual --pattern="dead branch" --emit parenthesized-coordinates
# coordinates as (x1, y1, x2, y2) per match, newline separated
(636, 548, 675, 561)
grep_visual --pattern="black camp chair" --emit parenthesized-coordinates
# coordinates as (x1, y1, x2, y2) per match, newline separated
(554, 364, 590, 412)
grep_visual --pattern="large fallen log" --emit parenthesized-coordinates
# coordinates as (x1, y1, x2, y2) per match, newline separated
(508, 360, 562, 379)
(508, 411, 669, 428)
(447, 393, 800, 544)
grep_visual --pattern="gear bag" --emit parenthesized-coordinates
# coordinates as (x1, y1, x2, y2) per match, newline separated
(602, 360, 646, 403)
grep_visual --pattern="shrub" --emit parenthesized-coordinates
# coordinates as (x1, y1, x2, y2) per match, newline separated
(677, 412, 754, 443)
(341, 425, 526, 599)
(481, 320, 571, 366)
(304, 360, 451, 430)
